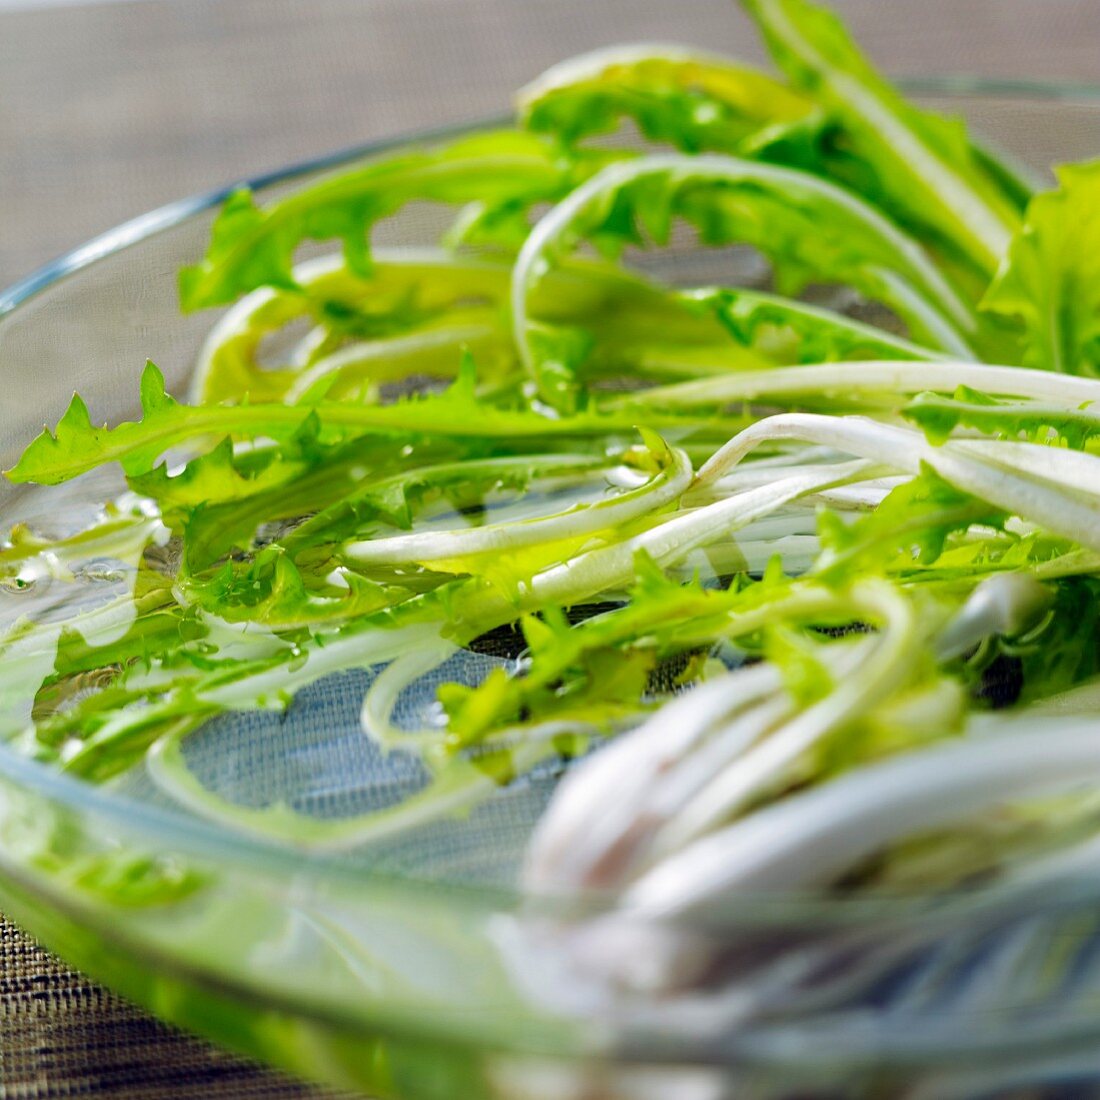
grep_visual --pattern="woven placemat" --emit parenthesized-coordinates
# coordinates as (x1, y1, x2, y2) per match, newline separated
(0, 0, 1096, 1094)
(0, 920, 350, 1098)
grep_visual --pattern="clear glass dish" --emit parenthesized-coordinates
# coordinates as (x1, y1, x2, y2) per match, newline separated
(1, 83, 1100, 1100)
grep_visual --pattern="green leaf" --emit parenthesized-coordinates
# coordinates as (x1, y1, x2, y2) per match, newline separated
(764, 623, 834, 706)
(520, 45, 825, 160)
(981, 160, 1100, 375)
(179, 548, 410, 628)
(5, 362, 323, 486)
(192, 252, 514, 405)
(128, 437, 306, 525)
(179, 131, 581, 311)
(523, 322, 595, 413)
(816, 466, 1008, 582)
(905, 386, 1100, 449)
(7, 362, 186, 483)
(515, 155, 980, 409)
(740, 0, 1022, 276)
(5, 362, 642, 488)
(1012, 578, 1100, 703)
(681, 286, 941, 364)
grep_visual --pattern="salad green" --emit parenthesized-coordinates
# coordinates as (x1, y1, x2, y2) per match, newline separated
(3, 0, 1100, 963)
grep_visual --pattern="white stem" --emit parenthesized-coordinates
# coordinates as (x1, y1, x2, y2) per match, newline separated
(512, 156, 975, 378)
(696, 414, 924, 485)
(528, 458, 879, 607)
(516, 41, 788, 109)
(285, 320, 502, 403)
(345, 446, 692, 565)
(936, 572, 1052, 661)
(624, 359, 1100, 410)
(953, 438, 1100, 502)
(696, 413, 1100, 552)
(650, 582, 914, 853)
(359, 639, 460, 751)
(524, 664, 785, 893)
(625, 720, 1100, 918)
(525, 583, 856, 893)
(645, 694, 794, 850)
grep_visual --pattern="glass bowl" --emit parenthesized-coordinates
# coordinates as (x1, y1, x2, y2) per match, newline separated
(2, 83, 1100, 1100)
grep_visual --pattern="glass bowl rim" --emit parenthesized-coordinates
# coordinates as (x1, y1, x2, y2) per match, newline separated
(2, 78, 1100, 920)
(6, 73, 1100, 317)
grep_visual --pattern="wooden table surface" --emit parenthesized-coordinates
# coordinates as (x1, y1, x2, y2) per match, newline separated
(0, 0, 1097, 1096)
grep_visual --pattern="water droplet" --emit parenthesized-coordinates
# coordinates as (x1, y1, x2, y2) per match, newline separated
(0, 574, 36, 596)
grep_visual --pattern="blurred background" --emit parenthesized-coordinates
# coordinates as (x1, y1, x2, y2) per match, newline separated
(0, 1, 1096, 1097)
(3, 0, 1098, 288)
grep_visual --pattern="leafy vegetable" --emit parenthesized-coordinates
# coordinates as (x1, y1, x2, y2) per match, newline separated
(905, 386, 1100, 448)
(3, 0, 1100, 1029)
(6, 360, 644, 488)
(511, 153, 979, 408)
(740, 0, 1022, 275)
(981, 160, 1100, 375)
(681, 286, 943, 365)
(519, 43, 825, 159)
(179, 131, 605, 312)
